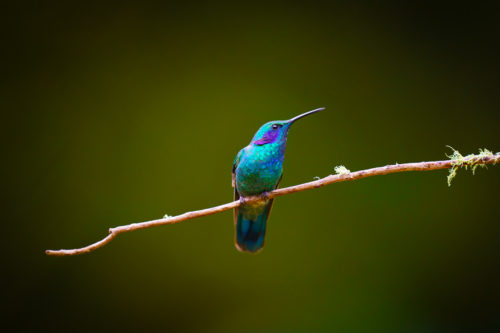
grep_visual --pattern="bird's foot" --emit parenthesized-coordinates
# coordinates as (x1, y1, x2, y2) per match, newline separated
(239, 196, 247, 205)
(261, 191, 270, 200)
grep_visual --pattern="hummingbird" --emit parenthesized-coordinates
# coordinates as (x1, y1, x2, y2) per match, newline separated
(232, 107, 325, 253)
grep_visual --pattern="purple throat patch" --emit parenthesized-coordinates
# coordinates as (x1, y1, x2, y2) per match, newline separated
(254, 130, 280, 145)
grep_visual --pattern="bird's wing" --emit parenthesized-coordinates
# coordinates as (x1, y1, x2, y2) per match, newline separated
(233, 148, 244, 225)
(232, 148, 243, 190)
(275, 174, 283, 190)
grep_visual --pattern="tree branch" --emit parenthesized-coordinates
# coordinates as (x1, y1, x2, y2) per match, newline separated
(46, 152, 499, 256)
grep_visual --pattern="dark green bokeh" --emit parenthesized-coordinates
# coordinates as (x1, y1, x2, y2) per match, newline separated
(4, 2, 499, 332)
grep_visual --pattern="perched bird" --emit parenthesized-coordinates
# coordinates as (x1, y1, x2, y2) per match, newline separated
(232, 107, 325, 253)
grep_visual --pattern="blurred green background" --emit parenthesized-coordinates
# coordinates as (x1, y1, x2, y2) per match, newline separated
(4, 2, 500, 332)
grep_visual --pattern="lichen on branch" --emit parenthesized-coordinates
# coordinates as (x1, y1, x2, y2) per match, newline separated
(446, 147, 497, 186)
(334, 165, 351, 175)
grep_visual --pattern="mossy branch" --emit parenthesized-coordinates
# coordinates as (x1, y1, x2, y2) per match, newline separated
(445, 147, 497, 186)
(46, 149, 499, 256)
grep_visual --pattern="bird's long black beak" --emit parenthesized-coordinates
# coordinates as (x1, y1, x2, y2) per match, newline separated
(287, 107, 325, 125)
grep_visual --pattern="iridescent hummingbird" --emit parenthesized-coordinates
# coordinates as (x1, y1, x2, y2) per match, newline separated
(232, 107, 325, 253)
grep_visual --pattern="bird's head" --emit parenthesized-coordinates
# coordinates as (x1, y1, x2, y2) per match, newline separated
(250, 107, 325, 146)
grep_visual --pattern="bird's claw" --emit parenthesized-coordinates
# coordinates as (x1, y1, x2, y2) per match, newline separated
(239, 192, 270, 205)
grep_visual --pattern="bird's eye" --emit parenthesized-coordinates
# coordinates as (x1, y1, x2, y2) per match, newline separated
(272, 124, 280, 130)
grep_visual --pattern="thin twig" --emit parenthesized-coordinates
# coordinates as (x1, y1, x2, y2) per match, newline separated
(46, 154, 499, 256)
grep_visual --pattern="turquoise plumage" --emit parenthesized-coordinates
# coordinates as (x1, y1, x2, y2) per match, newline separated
(232, 108, 324, 253)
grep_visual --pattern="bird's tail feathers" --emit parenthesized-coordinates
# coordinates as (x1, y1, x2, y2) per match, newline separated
(235, 200, 273, 253)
